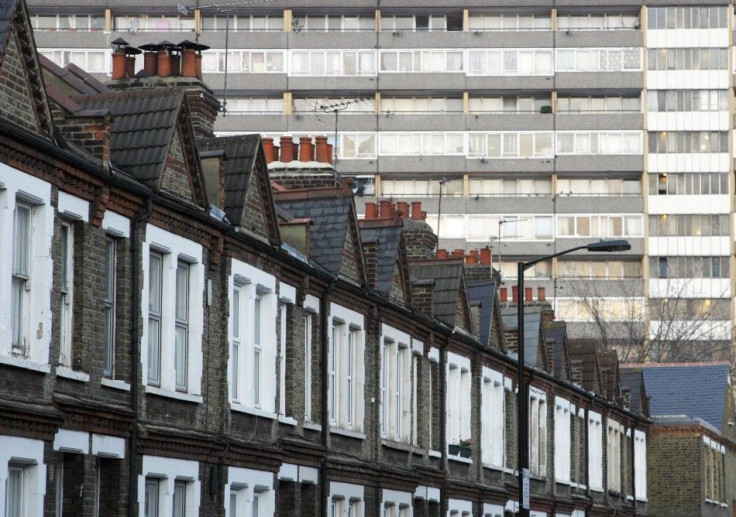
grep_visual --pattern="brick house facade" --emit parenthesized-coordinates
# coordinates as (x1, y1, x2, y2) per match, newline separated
(0, 0, 649, 515)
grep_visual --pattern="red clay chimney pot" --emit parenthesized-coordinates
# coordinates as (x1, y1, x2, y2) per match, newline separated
(280, 136, 294, 162)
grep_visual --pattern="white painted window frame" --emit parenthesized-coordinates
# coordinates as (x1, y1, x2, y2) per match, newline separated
(554, 397, 573, 484)
(588, 411, 604, 491)
(0, 435, 46, 517)
(328, 304, 365, 433)
(139, 456, 200, 517)
(380, 325, 412, 442)
(446, 352, 471, 453)
(224, 466, 274, 517)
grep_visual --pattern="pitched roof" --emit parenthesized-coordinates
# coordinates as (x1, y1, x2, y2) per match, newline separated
(0, 0, 17, 54)
(568, 340, 603, 393)
(544, 322, 570, 380)
(467, 280, 496, 346)
(410, 260, 466, 328)
(501, 305, 543, 367)
(359, 223, 403, 295)
(73, 89, 182, 188)
(632, 362, 730, 430)
(275, 194, 353, 276)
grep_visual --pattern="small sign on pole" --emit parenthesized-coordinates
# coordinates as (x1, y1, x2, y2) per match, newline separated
(522, 468, 530, 509)
(177, 3, 190, 16)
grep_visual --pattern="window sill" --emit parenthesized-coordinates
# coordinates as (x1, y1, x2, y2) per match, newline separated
(304, 421, 322, 431)
(330, 427, 366, 440)
(0, 354, 51, 373)
(145, 385, 202, 403)
(448, 454, 473, 464)
(428, 449, 442, 458)
(230, 402, 277, 419)
(482, 463, 508, 472)
(590, 486, 604, 493)
(381, 438, 416, 453)
(56, 366, 90, 382)
(101, 377, 131, 391)
(278, 415, 298, 426)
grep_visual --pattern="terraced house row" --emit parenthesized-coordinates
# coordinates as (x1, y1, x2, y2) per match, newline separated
(0, 0, 660, 515)
(24, 0, 736, 357)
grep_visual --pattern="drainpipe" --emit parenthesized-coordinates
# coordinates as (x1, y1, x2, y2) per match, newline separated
(439, 332, 449, 516)
(320, 277, 337, 517)
(128, 196, 153, 517)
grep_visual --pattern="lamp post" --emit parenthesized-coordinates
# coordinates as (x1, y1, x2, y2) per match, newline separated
(516, 239, 631, 516)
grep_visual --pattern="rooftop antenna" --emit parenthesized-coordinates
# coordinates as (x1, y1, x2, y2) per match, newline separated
(177, 0, 276, 115)
(312, 97, 371, 185)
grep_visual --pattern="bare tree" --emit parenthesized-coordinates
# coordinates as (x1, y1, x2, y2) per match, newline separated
(559, 273, 733, 363)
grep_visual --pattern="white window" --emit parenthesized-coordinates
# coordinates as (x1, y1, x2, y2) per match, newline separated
(530, 390, 548, 478)
(140, 456, 199, 517)
(290, 50, 376, 76)
(38, 49, 109, 74)
(329, 483, 364, 517)
(304, 306, 316, 421)
(103, 237, 117, 377)
(607, 420, 623, 492)
(468, 132, 553, 158)
(467, 49, 553, 75)
(58, 222, 74, 367)
(447, 498, 473, 516)
(0, 436, 46, 517)
(340, 134, 376, 159)
(555, 48, 641, 72)
(446, 352, 471, 456)
(0, 168, 53, 371)
(481, 368, 507, 468)
(329, 304, 365, 432)
(225, 467, 274, 517)
(201, 50, 285, 73)
(277, 283, 296, 419)
(554, 397, 573, 483)
(229, 260, 277, 414)
(380, 326, 412, 442)
(634, 430, 647, 500)
(588, 412, 604, 490)
(381, 489, 412, 517)
(142, 225, 204, 399)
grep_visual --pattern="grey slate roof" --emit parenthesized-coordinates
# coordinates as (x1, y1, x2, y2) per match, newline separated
(276, 196, 352, 276)
(199, 135, 260, 226)
(637, 362, 730, 430)
(568, 340, 602, 393)
(73, 89, 182, 188)
(467, 280, 496, 346)
(544, 323, 568, 379)
(501, 305, 542, 367)
(410, 261, 465, 328)
(360, 224, 402, 295)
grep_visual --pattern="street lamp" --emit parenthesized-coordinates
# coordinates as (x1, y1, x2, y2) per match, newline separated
(516, 239, 631, 516)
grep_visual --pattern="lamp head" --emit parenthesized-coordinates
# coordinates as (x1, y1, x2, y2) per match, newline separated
(586, 239, 631, 253)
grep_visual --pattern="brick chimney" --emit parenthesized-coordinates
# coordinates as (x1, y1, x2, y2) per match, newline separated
(402, 201, 438, 260)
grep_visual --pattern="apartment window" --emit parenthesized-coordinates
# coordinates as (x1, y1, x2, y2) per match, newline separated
(58, 222, 75, 367)
(649, 172, 728, 196)
(647, 48, 728, 71)
(381, 14, 456, 32)
(468, 132, 553, 158)
(468, 96, 550, 113)
(147, 252, 163, 386)
(380, 329, 411, 442)
(650, 256, 729, 279)
(607, 422, 623, 492)
(649, 214, 731, 237)
(555, 398, 572, 483)
(379, 132, 464, 156)
(12, 203, 32, 357)
(381, 97, 462, 114)
(557, 260, 641, 279)
(557, 178, 641, 196)
(529, 391, 547, 478)
(172, 481, 187, 517)
(588, 412, 604, 490)
(6, 464, 24, 517)
(140, 457, 199, 517)
(293, 15, 374, 32)
(649, 131, 728, 153)
(103, 237, 117, 377)
(648, 90, 728, 112)
(648, 7, 728, 30)
(201, 15, 282, 32)
(558, 13, 639, 30)
(556, 48, 641, 71)
(557, 214, 642, 238)
(291, 50, 376, 76)
(31, 14, 106, 31)
(379, 50, 463, 73)
(113, 14, 195, 32)
(481, 369, 506, 467)
(381, 179, 458, 197)
(226, 97, 284, 114)
(38, 49, 108, 74)
(329, 483, 364, 517)
(201, 50, 285, 73)
(556, 132, 641, 154)
(174, 262, 190, 391)
(227, 467, 274, 517)
(468, 49, 553, 75)
(468, 13, 551, 31)
(557, 95, 640, 113)
(340, 134, 376, 159)
(446, 353, 471, 457)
